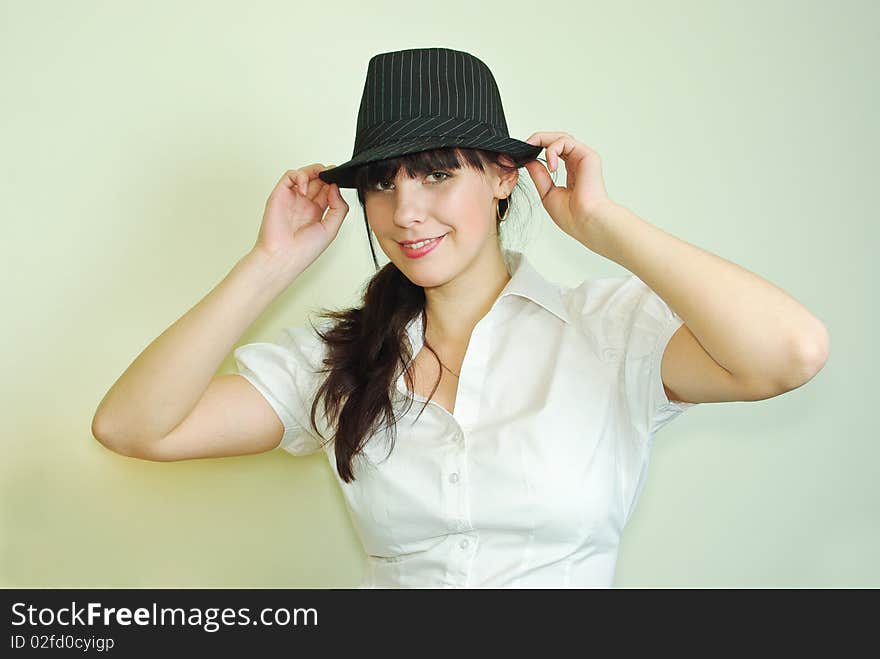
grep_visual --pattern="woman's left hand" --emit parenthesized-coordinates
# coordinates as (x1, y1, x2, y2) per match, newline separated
(523, 131, 614, 239)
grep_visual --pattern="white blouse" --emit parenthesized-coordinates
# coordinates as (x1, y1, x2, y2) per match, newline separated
(233, 248, 699, 588)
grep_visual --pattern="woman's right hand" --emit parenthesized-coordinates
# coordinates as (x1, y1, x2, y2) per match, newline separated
(251, 163, 350, 274)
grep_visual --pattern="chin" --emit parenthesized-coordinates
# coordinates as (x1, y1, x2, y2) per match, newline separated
(406, 272, 452, 289)
(399, 251, 465, 286)
(394, 259, 448, 286)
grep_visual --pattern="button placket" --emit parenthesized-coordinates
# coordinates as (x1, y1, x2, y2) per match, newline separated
(447, 426, 470, 535)
(445, 319, 487, 549)
(451, 317, 492, 430)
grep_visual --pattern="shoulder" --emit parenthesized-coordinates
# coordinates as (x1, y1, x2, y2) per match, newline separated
(558, 274, 682, 364)
(280, 318, 333, 349)
(280, 317, 336, 366)
(235, 318, 335, 374)
(558, 273, 646, 325)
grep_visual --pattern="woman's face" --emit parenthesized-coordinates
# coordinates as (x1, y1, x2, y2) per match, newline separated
(364, 157, 517, 288)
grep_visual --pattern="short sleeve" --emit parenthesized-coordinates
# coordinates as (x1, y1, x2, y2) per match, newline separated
(603, 275, 699, 438)
(232, 323, 329, 456)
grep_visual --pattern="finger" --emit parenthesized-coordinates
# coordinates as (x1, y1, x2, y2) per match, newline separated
(308, 164, 338, 199)
(547, 137, 579, 172)
(525, 131, 573, 148)
(280, 170, 309, 197)
(313, 179, 331, 208)
(283, 164, 332, 198)
(526, 133, 573, 178)
(301, 164, 331, 198)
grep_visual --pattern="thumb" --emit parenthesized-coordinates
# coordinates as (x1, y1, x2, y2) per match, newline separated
(524, 160, 555, 201)
(321, 183, 348, 235)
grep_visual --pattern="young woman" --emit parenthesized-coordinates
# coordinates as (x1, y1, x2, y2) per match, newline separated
(92, 48, 829, 588)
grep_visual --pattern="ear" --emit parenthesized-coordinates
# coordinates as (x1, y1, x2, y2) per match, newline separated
(494, 156, 519, 196)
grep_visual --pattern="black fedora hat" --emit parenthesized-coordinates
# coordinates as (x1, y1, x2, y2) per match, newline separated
(318, 47, 541, 189)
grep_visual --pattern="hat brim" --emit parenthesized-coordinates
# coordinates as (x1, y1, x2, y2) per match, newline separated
(317, 136, 542, 189)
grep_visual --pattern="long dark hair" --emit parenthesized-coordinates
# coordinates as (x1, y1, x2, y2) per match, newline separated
(306, 146, 540, 483)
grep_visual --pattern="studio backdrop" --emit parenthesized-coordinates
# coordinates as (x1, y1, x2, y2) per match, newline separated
(1, 0, 874, 587)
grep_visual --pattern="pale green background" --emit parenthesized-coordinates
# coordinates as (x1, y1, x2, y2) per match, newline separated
(1, 0, 874, 588)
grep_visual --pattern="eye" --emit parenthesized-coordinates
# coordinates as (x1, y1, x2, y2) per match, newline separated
(370, 171, 450, 192)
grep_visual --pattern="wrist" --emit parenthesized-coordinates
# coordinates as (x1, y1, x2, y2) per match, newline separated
(572, 199, 621, 250)
(239, 248, 304, 293)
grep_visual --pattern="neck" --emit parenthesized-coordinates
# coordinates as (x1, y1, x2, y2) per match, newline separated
(423, 244, 511, 346)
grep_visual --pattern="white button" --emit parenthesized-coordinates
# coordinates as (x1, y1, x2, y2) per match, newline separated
(459, 538, 470, 549)
(448, 472, 459, 483)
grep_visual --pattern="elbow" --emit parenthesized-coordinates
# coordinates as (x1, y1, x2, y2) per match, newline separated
(92, 419, 129, 457)
(91, 415, 148, 460)
(799, 321, 830, 374)
(783, 324, 831, 390)
(91, 413, 114, 450)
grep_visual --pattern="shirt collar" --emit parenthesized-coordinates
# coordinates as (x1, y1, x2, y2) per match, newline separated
(496, 248, 571, 324)
(405, 248, 571, 337)
(398, 249, 570, 392)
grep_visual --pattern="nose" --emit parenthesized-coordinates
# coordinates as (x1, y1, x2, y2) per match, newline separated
(390, 179, 429, 229)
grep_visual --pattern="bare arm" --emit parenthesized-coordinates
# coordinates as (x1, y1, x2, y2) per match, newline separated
(91, 248, 302, 455)
(91, 163, 350, 458)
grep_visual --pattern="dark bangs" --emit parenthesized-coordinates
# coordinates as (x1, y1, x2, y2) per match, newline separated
(354, 147, 491, 199)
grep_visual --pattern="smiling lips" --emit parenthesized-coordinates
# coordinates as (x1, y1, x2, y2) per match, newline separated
(401, 236, 440, 247)
(399, 233, 446, 258)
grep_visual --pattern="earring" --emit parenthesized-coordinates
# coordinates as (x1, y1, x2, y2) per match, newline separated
(496, 196, 510, 222)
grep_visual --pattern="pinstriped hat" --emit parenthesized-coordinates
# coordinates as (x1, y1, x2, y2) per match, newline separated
(318, 47, 541, 189)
